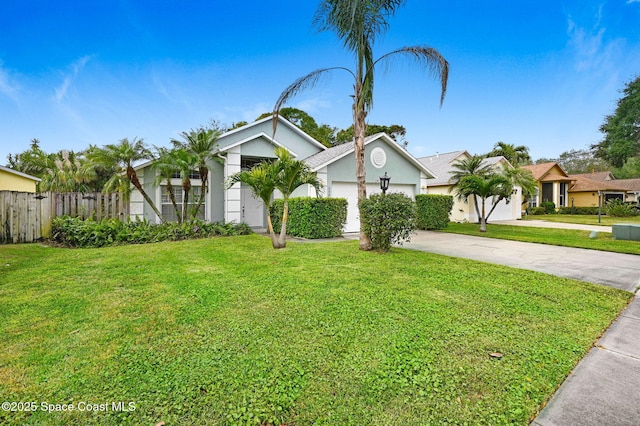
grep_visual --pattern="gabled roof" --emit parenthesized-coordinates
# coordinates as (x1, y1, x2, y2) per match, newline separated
(220, 115, 327, 152)
(217, 132, 298, 157)
(570, 171, 615, 182)
(605, 178, 640, 192)
(417, 150, 469, 186)
(569, 175, 629, 192)
(521, 162, 570, 181)
(304, 133, 437, 178)
(0, 165, 41, 182)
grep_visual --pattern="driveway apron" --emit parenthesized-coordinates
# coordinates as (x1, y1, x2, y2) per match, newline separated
(402, 230, 640, 426)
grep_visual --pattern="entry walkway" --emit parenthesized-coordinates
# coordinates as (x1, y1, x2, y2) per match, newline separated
(401, 230, 640, 425)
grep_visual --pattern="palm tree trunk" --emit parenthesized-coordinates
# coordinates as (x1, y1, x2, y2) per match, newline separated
(128, 166, 165, 223)
(265, 204, 281, 249)
(195, 167, 208, 219)
(472, 194, 481, 224)
(480, 198, 487, 232)
(276, 199, 289, 248)
(182, 180, 191, 221)
(354, 84, 372, 251)
(166, 181, 181, 223)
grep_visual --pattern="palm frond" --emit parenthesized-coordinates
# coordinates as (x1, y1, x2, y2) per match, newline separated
(374, 46, 449, 106)
(272, 67, 354, 136)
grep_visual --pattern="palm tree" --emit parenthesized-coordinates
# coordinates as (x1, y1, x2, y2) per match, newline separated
(487, 142, 532, 166)
(226, 147, 322, 249)
(171, 127, 223, 217)
(449, 155, 493, 221)
(153, 147, 182, 222)
(87, 137, 164, 223)
(273, 0, 448, 250)
(168, 148, 199, 221)
(454, 173, 511, 232)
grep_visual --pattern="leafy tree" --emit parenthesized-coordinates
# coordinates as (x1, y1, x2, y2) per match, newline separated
(486, 142, 531, 166)
(534, 149, 610, 174)
(87, 137, 165, 223)
(257, 108, 337, 147)
(171, 127, 224, 218)
(273, 0, 448, 251)
(335, 123, 407, 148)
(612, 156, 640, 179)
(594, 76, 640, 167)
(226, 147, 322, 249)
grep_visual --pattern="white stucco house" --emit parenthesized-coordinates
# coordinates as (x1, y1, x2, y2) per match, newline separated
(130, 116, 437, 233)
(418, 150, 523, 223)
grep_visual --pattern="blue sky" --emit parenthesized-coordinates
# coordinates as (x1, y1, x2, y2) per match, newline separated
(1, 0, 639, 164)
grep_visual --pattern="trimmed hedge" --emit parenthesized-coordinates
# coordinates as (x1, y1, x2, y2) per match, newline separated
(415, 194, 454, 230)
(360, 193, 416, 252)
(557, 206, 600, 215)
(51, 216, 252, 248)
(270, 197, 348, 239)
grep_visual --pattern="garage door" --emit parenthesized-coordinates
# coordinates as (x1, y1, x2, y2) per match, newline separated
(331, 182, 416, 233)
(468, 198, 515, 223)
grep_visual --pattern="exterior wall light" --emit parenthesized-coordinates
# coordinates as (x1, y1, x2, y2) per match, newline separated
(380, 172, 390, 195)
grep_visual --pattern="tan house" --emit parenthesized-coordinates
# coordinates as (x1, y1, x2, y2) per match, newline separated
(419, 150, 523, 223)
(0, 165, 40, 192)
(570, 171, 640, 205)
(521, 162, 573, 208)
(567, 174, 629, 207)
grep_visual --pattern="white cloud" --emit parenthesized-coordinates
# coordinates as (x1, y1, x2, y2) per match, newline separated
(626, 0, 640, 4)
(54, 55, 93, 103)
(0, 61, 21, 102)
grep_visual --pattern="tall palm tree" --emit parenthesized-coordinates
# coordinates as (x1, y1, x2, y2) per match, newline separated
(273, 0, 448, 250)
(226, 147, 322, 249)
(87, 137, 164, 223)
(487, 142, 532, 166)
(449, 155, 492, 221)
(171, 127, 223, 217)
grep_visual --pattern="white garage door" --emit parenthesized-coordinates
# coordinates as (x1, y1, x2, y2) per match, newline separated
(468, 198, 515, 223)
(331, 182, 416, 233)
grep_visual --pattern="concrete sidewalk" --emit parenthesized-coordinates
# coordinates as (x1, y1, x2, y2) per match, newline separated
(400, 231, 640, 425)
(493, 219, 613, 233)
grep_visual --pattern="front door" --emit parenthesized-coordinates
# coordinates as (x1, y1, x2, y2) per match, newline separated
(241, 185, 264, 227)
(542, 183, 553, 204)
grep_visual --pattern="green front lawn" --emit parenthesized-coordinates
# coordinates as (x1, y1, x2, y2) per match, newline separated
(524, 214, 640, 226)
(0, 236, 631, 425)
(444, 222, 640, 255)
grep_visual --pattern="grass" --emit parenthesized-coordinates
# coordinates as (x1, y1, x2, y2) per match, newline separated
(524, 214, 640, 226)
(0, 235, 631, 425)
(443, 222, 640, 255)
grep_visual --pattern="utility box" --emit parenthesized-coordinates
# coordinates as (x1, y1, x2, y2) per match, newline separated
(612, 224, 640, 241)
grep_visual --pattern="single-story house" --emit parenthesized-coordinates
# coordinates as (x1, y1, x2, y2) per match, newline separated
(567, 174, 630, 207)
(0, 165, 41, 192)
(569, 171, 640, 205)
(131, 116, 436, 233)
(418, 150, 523, 223)
(521, 162, 573, 209)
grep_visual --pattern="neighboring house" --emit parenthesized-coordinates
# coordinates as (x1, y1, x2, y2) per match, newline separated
(567, 174, 629, 207)
(131, 116, 435, 233)
(521, 162, 573, 209)
(0, 165, 41, 192)
(570, 171, 640, 205)
(418, 150, 523, 223)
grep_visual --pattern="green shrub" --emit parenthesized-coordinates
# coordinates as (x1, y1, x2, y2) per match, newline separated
(606, 199, 638, 217)
(415, 194, 453, 230)
(557, 206, 600, 215)
(541, 201, 556, 214)
(51, 216, 252, 248)
(270, 197, 347, 239)
(529, 207, 547, 215)
(360, 193, 416, 252)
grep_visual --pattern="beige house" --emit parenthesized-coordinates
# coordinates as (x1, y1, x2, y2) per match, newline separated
(419, 150, 523, 223)
(0, 165, 40, 192)
(569, 171, 640, 206)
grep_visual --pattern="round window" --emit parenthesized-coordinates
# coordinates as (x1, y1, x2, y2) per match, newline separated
(370, 147, 387, 169)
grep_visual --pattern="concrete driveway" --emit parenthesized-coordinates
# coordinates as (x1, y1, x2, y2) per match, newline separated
(403, 231, 640, 292)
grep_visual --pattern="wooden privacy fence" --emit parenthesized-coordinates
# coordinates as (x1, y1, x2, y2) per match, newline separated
(0, 191, 128, 243)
